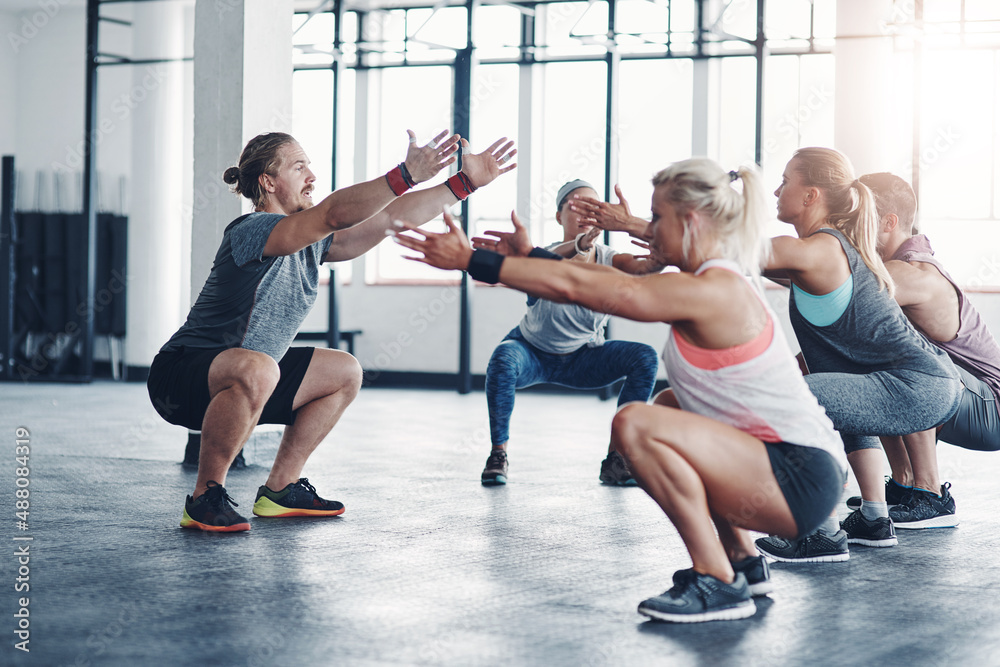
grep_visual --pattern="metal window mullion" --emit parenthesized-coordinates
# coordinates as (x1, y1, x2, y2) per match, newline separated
(754, 0, 766, 166)
(328, 0, 345, 352)
(82, 0, 100, 381)
(455, 0, 475, 394)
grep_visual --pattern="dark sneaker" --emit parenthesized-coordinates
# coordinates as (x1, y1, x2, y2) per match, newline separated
(481, 449, 508, 486)
(638, 569, 755, 623)
(889, 482, 959, 529)
(731, 556, 772, 596)
(599, 451, 637, 486)
(180, 481, 251, 532)
(755, 530, 850, 563)
(252, 478, 345, 517)
(840, 509, 897, 547)
(846, 476, 910, 510)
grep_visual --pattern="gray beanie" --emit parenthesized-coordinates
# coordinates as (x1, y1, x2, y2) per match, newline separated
(556, 179, 596, 211)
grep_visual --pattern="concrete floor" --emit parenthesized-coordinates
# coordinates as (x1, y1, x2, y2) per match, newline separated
(3, 381, 1000, 666)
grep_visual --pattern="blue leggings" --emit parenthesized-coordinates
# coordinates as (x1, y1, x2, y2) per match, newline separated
(485, 328, 659, 447)
(805, 369, 962, 453)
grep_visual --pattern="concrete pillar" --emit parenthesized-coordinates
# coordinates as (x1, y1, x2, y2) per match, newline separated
(190, 0, 292, 305)
(834, 0, 894, 174)
(126, 2, 185, 368)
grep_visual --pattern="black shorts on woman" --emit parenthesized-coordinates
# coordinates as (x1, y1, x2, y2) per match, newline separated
(764, 441, 844, 538)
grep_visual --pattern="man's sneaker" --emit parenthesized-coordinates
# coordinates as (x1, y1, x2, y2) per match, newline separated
(731, 556, 772, 596)
(846, 476, 910, 510)
(481, 449, 508, 486)
(889, 482, 959, 529)
(180, 481, 251, 532)
(840, 509, 897, 547)
(755, 529, 850, 563)
(252, 478, 345, 517)
(637, 569, 755, 623)
(599, 451, 637, 486)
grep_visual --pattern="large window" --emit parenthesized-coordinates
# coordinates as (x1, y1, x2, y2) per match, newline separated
(292, 0, 1000, 287)
(887, 0, 1000, 286)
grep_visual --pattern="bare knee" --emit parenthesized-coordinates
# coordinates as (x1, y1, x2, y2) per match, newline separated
(339, 354, 363, 399)
(211, 351, 280, 413)
(611, 403, 651, 461)
(310, 349, 363, 400)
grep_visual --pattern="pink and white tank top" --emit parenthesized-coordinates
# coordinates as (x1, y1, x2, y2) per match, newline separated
(662, 259, 847, 471)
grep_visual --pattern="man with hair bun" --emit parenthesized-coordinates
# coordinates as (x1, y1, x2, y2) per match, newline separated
(840, 172, 1000, 529)
(147, 129, 517, 532)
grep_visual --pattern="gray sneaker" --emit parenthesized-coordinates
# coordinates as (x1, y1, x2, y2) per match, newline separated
(638, 569, 755, 623)
(481, 449, 508, 486)
(889, 482, 959, 529)
(731, 555, 772, 596)
(755, 529, 850, 563)
(599, 451, 637, 486)
(840, 509, 897, 547)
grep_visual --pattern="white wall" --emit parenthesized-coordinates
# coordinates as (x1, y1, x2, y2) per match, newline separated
(10, 6, 85, 209)
(0, 11, 18, 159)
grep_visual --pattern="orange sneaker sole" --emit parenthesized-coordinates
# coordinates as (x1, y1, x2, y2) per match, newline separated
(180, 518, 251, 532)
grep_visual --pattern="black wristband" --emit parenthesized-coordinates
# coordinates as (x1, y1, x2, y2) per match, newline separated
(467, 249, 505, 284)
(528, 247, 564, 261)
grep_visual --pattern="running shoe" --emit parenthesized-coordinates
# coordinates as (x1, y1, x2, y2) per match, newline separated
(599, 451, 637, 486)
(840, 509, 897, 547)
(638, 569, 755, 623)
(889, 482, 959, 529)
(846, 476, 910, 510)
(755, 529, 850, 563)
(481, 449, 509, 486)
(180, 481, 251, 532)
(252, 478, 345, 517)
(731, 555, 773, 596)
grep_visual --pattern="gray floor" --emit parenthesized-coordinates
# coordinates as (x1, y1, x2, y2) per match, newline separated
(3, 381, 1000, 666)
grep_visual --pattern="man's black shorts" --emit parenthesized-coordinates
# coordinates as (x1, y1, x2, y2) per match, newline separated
(147, 346, 315, 431)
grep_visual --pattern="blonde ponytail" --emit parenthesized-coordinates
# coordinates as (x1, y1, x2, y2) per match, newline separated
(792, 148, 895, 295)
(652, 160, 769, 277)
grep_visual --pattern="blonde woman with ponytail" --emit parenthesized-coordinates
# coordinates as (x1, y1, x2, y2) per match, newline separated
(755, 147, 962, 562)
(392, 158, 847, 623)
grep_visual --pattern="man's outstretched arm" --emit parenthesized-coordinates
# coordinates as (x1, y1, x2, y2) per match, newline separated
(265, 130, 459, 257)
(324, 137, 516, 262)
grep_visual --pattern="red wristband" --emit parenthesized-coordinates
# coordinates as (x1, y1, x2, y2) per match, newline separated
(446, 172, 478, 201)
(385, 164, 412, 197)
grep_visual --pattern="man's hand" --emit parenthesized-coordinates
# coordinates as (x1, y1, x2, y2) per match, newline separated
(460, 137, 517, 188)
(472, 211, 533, 257)
(570, 184, 647, 237)
(391, 210, 474, 271)
(403, 130, 461, 183)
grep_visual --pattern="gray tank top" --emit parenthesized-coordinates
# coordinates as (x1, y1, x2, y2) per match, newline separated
(789, 228, 958, 380)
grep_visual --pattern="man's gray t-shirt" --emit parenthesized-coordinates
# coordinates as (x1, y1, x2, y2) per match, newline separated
(160, 212, 333, 361)
(517, 244, 617, 354)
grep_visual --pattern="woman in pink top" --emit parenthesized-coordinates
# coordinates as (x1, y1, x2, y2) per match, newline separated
(390, 158, 845, 623)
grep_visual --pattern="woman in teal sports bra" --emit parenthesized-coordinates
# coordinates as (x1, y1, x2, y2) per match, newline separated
(756, 147, 961, 562)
